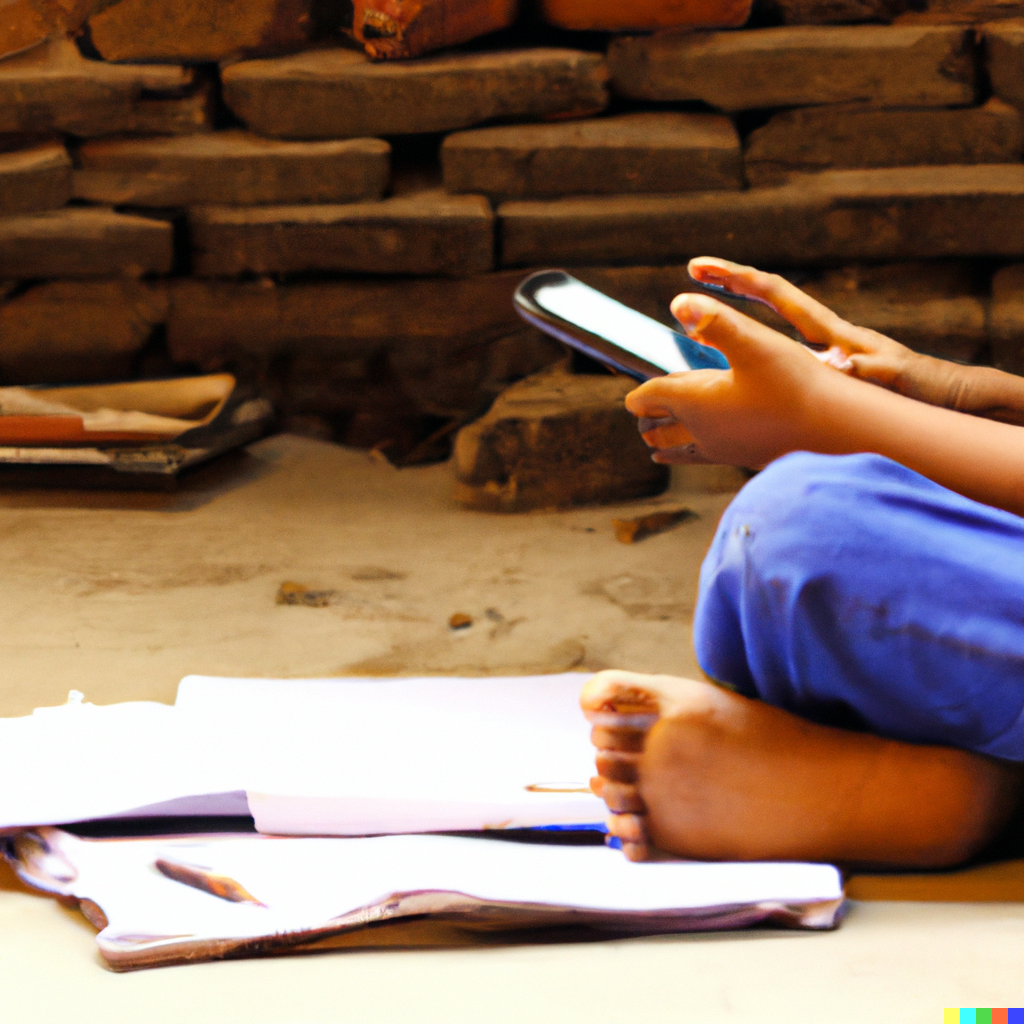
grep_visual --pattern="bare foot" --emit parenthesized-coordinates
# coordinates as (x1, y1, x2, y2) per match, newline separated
(582, 669, 1023, 867)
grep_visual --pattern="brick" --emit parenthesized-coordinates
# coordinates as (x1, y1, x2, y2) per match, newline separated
(0, 141, 71, 214)
(117, 77, 216, 137)
(984, 19, 1024, 108)
(87, 0, 316, 63)
(0, 207, 173, 278)
(452, 365, 669, 512)
(0, 0, 93, 61)
(442, 112, 742, 201)
(744, 98, 1023, 185)
(0, 38, 197, 138)
(166, 272, 531, 363)
(499, 165, 1024, 267)
(897, 1, 1024, 23)
(222, 47, 609, 140)
(74, 132, 389, 208)
(608, 25, 975, 110)
(990, 263, 1024, 373)
(766, 0, 909, 22)
(189, 191, 493, 277)
(0, 279, 166, 383)
(167, 273, 563, 422)
(346, 0, 518, 60)
(538, 0, 752, 30)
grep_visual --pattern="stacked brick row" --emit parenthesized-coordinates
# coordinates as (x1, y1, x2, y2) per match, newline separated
(4, 2, 1024, 458)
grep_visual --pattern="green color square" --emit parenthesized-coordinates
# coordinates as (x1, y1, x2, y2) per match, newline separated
(978, 1010, 994, 1024)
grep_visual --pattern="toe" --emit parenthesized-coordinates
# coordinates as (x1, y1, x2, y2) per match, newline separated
(595, 749, 641, 783)
(599, 781, 646, 814)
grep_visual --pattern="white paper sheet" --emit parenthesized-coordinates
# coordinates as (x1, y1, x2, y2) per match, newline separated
(0, 674, 606, 834)
(5, 828, 844, 969)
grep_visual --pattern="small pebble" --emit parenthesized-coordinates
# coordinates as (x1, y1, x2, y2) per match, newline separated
(449, 612, 473, 629)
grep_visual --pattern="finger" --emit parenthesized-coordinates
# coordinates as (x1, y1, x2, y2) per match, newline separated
(670, 293, 801, 369)
(599, 781, 646, 813)
(606, 812, 647, 843)
(625, 374, 692, 420)
(636, 416, 675, 434)
(688, 257, 853, 348)
(621, 840, 652, 862)
(639, 421, 695, 450)
(651, 445, 711, 465)
(595, 749, 641, 783)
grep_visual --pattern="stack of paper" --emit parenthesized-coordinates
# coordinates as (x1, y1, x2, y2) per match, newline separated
(0, 673, 847, 967)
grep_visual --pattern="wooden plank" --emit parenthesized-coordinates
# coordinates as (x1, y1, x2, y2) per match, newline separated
(189, 191, 493, 277)
(537, 0, 752, 30)
(87, 0, 316, 63)
(442, 112, 742, 201)
(0, 141, 71, 214)
(222, 47, 609, 139)
(499, 165, 1024, 267)
(745, 98, 1023, 185)
(983, 18, 1024, 108)
(0, 207, 173, 278)
(74, 132, 389, 207)
(0, 38, 197, 138)
(0, 279, 166, 383)
(608, 25, 976, 110)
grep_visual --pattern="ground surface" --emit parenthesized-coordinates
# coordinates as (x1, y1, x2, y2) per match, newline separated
(1, 434, 1022, 1022)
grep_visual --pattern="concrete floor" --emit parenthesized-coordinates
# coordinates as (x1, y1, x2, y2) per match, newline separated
(1, 434, 1022, 1022)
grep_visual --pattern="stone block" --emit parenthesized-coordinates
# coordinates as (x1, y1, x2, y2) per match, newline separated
(0, 38, 197, 138)
(222, 47, 609, 140)
(764, 0, 909, 21)
(189, 191, 494, 277)
(984, 19, 1024, 108)
(539, 0, 752, 30)
(442, 112, 742, 201)
(167, 273, 563, 424)
(499, 165, 1024, 267)
(0, 141, 71, 214)
(0, 279, 166, 383)
(127, 78, 215, 136)
(0, 0, 93, 61)
(608, 25, 975, 110)
(990, 263, 1024, 373)
(744, 99, 1023, 185)
(87, 0, 318, 63)
(897, 1, 1024, 23)
(346, 0, 518, 60)
(452, 365, 669, 512)
(0, 207, 173, 278)
(74, 133, 389, 208)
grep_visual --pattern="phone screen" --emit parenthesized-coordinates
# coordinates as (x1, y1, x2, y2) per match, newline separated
(516, 271, 729, 380)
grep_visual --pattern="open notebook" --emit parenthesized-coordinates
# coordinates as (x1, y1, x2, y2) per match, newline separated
(0, 674, 609, 835)
(4, 828, 845, 970)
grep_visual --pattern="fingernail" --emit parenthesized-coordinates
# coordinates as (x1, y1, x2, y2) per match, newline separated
(672, 294, 716, 333)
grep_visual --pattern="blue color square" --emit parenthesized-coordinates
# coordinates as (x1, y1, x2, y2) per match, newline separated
(1006, 1010, 1023, 1023)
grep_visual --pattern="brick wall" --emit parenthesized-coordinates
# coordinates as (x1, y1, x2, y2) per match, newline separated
(2, 0, 1024, 462)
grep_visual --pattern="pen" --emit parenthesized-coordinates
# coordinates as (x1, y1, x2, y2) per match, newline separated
(155, 856, 266, 906)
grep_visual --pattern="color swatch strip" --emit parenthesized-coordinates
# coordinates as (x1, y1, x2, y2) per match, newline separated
(944, 1010, 1024, 1023)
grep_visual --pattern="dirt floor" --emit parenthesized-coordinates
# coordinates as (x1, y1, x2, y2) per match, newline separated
(1, 434, 1022, 1022)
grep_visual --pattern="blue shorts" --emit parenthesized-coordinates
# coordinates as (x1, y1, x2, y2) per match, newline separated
(693, 452, 1024, 761)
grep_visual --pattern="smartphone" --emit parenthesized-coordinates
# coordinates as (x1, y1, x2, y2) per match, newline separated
(513, 269, 729, 382)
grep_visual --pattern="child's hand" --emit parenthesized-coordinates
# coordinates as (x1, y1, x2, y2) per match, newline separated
(688, 257, 958, 406)
(627, 291, 838, 469)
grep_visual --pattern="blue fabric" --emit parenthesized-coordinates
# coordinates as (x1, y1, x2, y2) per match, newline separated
(693, 452, 1024, 761)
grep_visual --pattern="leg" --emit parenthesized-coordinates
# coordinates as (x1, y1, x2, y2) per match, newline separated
(584, 670, 1023, 867)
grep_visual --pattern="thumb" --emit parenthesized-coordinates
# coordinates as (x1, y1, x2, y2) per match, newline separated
(671, 292, 792, 368)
